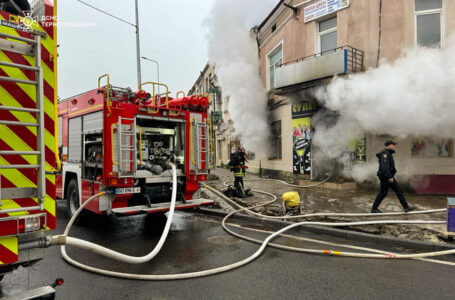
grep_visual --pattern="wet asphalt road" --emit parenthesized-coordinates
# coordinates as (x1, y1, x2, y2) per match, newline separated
(1, 199, 454, 300)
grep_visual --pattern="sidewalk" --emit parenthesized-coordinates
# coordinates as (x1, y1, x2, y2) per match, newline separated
(205, 168, 451, 244)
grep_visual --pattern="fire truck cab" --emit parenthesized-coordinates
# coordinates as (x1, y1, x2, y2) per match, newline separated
(57, 77, 214, 218)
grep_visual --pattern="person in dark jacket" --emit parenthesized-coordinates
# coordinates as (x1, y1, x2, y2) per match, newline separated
(371, 140, 416, 213)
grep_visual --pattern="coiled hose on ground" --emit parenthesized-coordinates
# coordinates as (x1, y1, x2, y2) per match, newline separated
(221, 178, 446, 219)
(55, 167, 454, 281)
(203, 185, 454, 266)
(223, 174, 332, 189)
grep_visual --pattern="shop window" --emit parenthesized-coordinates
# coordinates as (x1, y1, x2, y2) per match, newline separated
(270, 120, 282, 159)
(412, 138, 452, 157)
(247, 151, 255, 161)
(415, 0, 442, 48)
(268, 44, 282, 89)
(318, 16, 337, 54)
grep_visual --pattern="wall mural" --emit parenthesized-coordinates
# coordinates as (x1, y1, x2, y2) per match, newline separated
(292, 102, 318, 175)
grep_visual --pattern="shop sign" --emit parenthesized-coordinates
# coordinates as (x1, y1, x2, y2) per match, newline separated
(304, 0, 350, 23)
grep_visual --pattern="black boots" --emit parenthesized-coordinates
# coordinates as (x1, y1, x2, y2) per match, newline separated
(371, 206, 417, 213)
(404, 206, 417, 213)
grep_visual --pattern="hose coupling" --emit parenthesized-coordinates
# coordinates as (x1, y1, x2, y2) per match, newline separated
(50, 235, 67, 246)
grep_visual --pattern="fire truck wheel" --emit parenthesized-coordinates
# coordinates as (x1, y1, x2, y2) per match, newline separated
(66, 179, 84, 224)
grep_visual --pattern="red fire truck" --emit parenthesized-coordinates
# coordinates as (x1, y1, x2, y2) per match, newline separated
(56, 76, 214, 218)
(0, 0, 60, 295)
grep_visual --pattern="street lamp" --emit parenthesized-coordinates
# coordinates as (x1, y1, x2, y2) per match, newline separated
(77, 0, 142, 87)
(141, 56, 160, 94)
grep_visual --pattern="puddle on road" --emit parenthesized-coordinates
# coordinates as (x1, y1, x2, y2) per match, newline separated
(207, 235, 240, 245)
(241, 223, 276, 232)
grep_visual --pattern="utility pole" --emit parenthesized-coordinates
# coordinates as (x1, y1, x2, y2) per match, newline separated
(135, 0, 142, 87)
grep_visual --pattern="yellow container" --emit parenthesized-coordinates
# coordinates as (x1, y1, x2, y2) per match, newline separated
(282, 192, 300, 207)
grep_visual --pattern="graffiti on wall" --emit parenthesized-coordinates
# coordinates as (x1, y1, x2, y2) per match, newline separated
(292, 118, 311, 174)
(292, 102, 318, 175)
(340, 137, 367, 171)
(351, 137, 366, 163)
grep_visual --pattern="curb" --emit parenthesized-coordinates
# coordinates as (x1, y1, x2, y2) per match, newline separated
(196, 207, 455, 253)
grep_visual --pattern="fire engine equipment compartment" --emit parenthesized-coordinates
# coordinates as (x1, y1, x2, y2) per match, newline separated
(136, 117, 185, 178)
(129, 115, 187, 205)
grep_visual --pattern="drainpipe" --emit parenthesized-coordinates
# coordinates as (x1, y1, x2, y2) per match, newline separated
(376, 0, 383, 67)
(250, 26, 261, 58)
(283, 2, 298, 15)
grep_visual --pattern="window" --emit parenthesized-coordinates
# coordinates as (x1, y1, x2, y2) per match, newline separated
(415, 0, 442, 48)
(318, 16, 337, 54)
(412, 138, 452, 158)
(270, 120, 282, 159)
(268, 45, 282, 89)
(58, 116, 63, 147)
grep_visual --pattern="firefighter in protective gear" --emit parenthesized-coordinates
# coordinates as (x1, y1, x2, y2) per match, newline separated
(227, 147, 252, 198)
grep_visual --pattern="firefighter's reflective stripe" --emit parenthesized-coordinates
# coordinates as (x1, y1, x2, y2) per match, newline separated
(0, 13, 57, 230)
(0, 237, 18, 264)
(238, 181, 245, 195)
(234, 172, 245, 177)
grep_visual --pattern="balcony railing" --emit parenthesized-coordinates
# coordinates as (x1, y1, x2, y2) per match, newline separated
(274, 46, 364, 89)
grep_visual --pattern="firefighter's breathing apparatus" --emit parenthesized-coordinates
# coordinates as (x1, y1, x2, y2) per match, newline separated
(43, 164, 453, 281)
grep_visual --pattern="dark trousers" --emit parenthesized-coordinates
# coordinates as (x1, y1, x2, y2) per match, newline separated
(234, 176, 245, 197)
(373, 178, 409, 209)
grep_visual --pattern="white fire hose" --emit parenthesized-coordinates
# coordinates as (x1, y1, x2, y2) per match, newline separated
(203, 186, 455, 265)
(60, 164, 178, 264)
(52, 165, 454, 281)
(223, 175, 332, 188)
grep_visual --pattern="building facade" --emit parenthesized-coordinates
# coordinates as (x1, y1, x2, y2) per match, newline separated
(250, 0, 455, 193)
(188, 63, 239, 168)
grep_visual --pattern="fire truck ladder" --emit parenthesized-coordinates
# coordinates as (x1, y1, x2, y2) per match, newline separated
(115, 117, 137, 178)
(195, 122, 209, 175)
(0, 32, 47, 213)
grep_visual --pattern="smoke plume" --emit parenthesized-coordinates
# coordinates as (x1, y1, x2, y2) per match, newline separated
(314, 38, 455, 180)
(206, 0, 277, 158)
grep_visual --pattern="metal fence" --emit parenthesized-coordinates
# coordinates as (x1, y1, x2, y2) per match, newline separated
(279, 46, 364, 74)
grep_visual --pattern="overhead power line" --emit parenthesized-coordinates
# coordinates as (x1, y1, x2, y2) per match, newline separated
(76, 0, 136, 28)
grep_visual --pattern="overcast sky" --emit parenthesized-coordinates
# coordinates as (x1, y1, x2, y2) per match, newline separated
(57, 0, 214, 99)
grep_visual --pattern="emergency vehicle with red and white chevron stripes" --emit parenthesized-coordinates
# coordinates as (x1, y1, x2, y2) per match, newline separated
(0, 0, 214, 292)
(56, 78, 214, 219)
(0, 0, 58, 285)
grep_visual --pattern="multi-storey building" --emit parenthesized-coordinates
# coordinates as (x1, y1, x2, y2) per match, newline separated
(191, 0, 455, 193)
(247, 0, 455, 193)
(188, 63, 238, 168)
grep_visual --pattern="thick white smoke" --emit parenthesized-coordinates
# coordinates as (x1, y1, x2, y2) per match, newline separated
(206, 0, 277, 158)
(315, 38, 455, 181)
